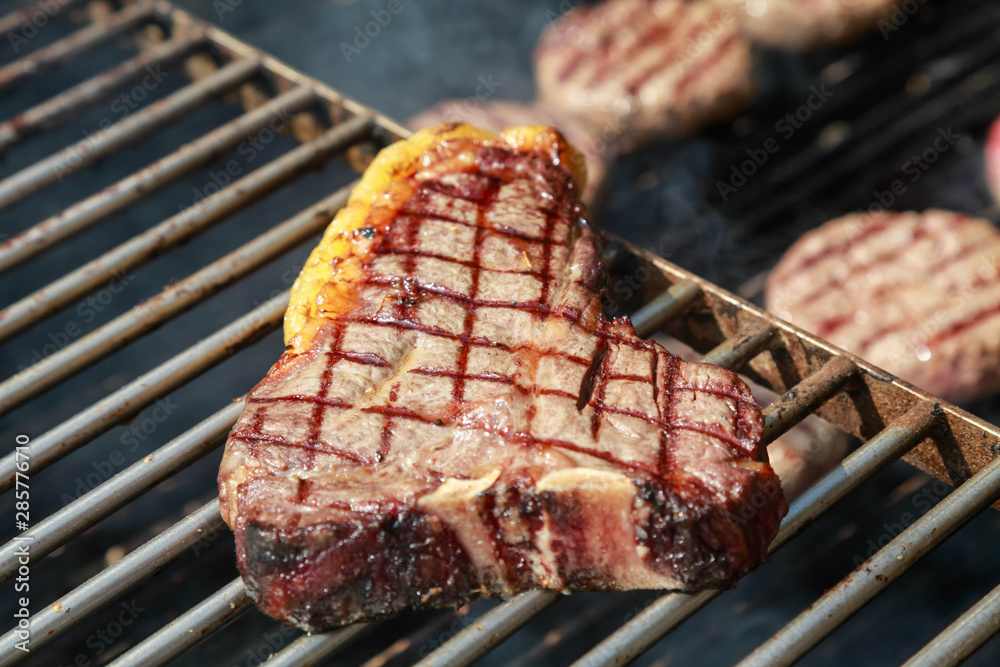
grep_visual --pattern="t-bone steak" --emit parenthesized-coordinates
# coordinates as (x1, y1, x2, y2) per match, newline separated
(218, 123, 787, 631)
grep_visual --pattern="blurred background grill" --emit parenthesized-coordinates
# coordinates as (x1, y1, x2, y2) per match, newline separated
(1, 1, 1000, 666)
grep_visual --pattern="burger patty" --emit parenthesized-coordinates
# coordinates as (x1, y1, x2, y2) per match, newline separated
(218, 123, 787, 631)
(534, 0, 755, 151)
(766, 210, 1000, 404)
(408, 99, 611, 205)
(735, 0, 898, 50)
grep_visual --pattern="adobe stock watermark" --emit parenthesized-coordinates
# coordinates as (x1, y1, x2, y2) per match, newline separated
(716, 84, 835, 202)
(428, 75, 504, 125)
(6, 0, 74, 55)
(670, 8, 736, 75)
(852, 474, 952, 567)
(856, 126, 962, 219)
(177, 106, 295, 214)
(15, 270, 136, 378)
(53, 66, 170, 182)
(61, 397, 180, 505)
(878, 0, 931, 40)
(233, 623, 300, 667)
(56, 600, 145, 667)
(340, 0, 412, 63)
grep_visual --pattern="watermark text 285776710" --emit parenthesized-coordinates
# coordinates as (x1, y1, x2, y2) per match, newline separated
(13, 434, 32, 653)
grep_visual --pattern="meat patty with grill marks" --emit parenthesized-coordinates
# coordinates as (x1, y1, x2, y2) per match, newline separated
(733, 0, 897, 50)
(408, 100, 611, 206)
(534, 0, 755, 151)
(219, 123, 786, 631)
(766, 210, 1000, 404)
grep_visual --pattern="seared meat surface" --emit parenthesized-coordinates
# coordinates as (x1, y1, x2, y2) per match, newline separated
(766, 210, 1000, 404)
(219, 124, 786, 631)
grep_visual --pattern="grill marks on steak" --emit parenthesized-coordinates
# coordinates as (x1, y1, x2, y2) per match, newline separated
(534, 0, 754, 149)
(766, 210, 1000, 403)
(220, 128, 785, 631)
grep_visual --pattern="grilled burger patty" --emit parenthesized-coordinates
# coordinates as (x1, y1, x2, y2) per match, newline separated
(766, 210, 1000, 404)
(408, 99, 610, 205)
(534, 0, 754, 151)
(218, 124, 787, 631)
(735, 0, 898, 50)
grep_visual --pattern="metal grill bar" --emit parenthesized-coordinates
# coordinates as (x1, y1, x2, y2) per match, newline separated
(629, 280, 700, 337)
(0, 99, 357, 347)
(0, 29, 207, 152)
(0, 501, 222, 665)
(902, 581, 1000, 667)
(571, 401, 940, 667)
(699, 321, 775, 370)
(762, 356, 857, 443)
(108, 578, 251, 667)
(264, 625, 374, 667)
(0, 399, 243, 581)
(0, 170, 361, 418)
(0, 292, 283, 493)
(739, 434, 1000, 667)
(0, 1, 157, 91)
(0, 55, 263, 210)
(416, 590, 560, 667)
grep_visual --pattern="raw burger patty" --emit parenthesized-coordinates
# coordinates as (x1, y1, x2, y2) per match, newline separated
(408, 100, 610, 205)
(534, 0, 755, 150)
(735, 0, 898, 50)
(765, 210, 1000, 403)
(219, 123, 787, 631)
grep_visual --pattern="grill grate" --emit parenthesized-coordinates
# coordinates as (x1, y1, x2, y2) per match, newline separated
(1, 2, 999, 667)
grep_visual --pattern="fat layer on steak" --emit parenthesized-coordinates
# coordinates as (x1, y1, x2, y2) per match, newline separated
(219, 124, 786, 631)
(408, 100, 611, 205)
(766, 210, 1000, 404)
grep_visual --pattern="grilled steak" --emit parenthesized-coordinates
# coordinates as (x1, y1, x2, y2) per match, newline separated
(219, 123, 786, 631)
(766, 210, 1000, 404)
(408, 100, 611, 206)
(534, 0, 754, 151)
(734, 0, 897, 50)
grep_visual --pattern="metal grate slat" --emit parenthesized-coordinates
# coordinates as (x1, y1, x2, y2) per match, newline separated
(108, 578, 252, 667)
(0, 1, 157, 91)
(0, 502, 222, 664)
(0, 105, 360, 345)
(902, 581, 1000, 667)
(0, 294, 284, 494)
(0, 28, 207, 151)
(0, 56, 262, 210)
(571, 401, 940, 667)
(0, 172, 361, 416)
(0, 399, 244, 581)
(738, 437, 1000, 667)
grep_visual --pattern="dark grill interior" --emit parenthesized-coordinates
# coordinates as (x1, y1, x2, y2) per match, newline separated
(1, 1, 1000, 666)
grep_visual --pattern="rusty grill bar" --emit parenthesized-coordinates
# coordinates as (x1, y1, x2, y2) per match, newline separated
(1, 3, 999, 667)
